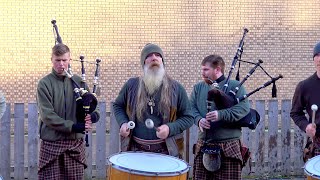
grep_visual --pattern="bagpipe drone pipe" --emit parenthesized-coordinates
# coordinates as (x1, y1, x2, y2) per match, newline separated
(207, 28, 283, 130)
(51, 20, 101, 146)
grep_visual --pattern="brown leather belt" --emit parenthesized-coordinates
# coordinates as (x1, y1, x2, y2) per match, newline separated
(132, 136, 168, 153)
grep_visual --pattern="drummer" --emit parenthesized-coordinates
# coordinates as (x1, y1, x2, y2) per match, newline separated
(291, 41, 320, 157)
(113, 43, 193, 158)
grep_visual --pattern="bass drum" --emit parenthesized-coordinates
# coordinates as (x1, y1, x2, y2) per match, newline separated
(305, 155, 320, 180)
(107, 151, 190, 180)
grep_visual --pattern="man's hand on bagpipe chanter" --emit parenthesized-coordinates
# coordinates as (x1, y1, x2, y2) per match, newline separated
(206, 111, 219, 122)
(84, 114, 93, 131)
(199, 118, 211, 132)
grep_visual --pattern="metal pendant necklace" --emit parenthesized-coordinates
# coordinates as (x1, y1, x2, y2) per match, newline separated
(147, 89, 159, 115)
(147, 96, 156, 114)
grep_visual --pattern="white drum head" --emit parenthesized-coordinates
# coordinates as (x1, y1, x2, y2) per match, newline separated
(305, 155, 320, 178)
(108, 151, 189, 176)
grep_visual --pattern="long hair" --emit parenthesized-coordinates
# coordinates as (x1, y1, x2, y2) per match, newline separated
(135, 73, 172, 121)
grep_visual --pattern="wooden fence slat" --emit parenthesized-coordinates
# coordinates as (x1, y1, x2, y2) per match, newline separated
(241, 128, 251, 176)
(268, 100, 279, 176)
(0, 103, 11, 179)
(109, 102, 120, 155)
(254, 100, 266, 176)
(293, 124, 305, 175)
(95, 102, 107, 179)
(187, 125, 198, 178)
(241, 101, 253, 175)
(27, 103, 38, 180)
(280, 100, 291, 175)
(84, 131, 93, 179)
(14, 103, 25, 180)
(184, 129, 189, 163)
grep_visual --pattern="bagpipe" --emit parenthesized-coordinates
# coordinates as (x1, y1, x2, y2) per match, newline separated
(207, 28, 283, 129)
(51, 20, 101, 146)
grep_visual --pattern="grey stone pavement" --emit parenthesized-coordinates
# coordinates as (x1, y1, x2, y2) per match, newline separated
(243, 177, 305, 180)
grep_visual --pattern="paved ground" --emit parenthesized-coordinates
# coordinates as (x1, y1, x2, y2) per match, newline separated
(243, 177, 305, 180)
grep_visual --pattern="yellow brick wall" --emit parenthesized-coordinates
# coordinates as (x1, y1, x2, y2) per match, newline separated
(0, 0, 319, 109)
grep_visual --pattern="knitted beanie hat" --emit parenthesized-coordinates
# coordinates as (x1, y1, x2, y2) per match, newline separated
(313, 42, 320, 58)
(140, 43, 164, 67)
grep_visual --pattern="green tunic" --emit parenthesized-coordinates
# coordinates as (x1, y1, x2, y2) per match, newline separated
(37, 68, 100, 141)
(113, 77, 194, 139)
(190, 76, 250, 142)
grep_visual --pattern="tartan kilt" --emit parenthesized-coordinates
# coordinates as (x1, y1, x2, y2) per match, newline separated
(38, 139, 86, 180)
(193, 139, 242, 180)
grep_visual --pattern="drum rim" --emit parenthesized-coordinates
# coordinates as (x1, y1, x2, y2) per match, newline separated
(107, 151, 190, 177)
(304, 156, 320, 178)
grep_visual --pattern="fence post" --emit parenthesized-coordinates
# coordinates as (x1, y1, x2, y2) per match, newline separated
(254, 100, 266, 176)
(0, 103, 11, 179)
(268, 99, 279, 176)
(187, 125, 198, 178)
(14, 103, 25, 180)
(84, 131, 93, 180)
(293, 123, 305, 175)
(109, 102, 120, 155)
(95, 102, 107, 179)
(28, 103, 39, 179)
(280, 99, 291, 176)
(241, 101, 253, 175)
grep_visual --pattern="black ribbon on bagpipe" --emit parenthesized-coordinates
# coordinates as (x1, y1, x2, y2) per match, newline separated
(207, 28, 283, 130)
(51, 20, 100, 147)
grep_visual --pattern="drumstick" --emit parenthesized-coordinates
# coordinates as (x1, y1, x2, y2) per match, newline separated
(126, 121, 135, 132)
(311, 104, 318, 141)
(145, 118, 160, 131)
(311, 104, 318, 125)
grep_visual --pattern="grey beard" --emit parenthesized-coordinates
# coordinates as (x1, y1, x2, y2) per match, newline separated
(143, 64, 165, 95)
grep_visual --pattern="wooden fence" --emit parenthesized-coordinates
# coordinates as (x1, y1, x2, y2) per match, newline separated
(0, 99, 306, 179)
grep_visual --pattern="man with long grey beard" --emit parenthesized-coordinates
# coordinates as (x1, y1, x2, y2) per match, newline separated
(113, 43, 193, 158)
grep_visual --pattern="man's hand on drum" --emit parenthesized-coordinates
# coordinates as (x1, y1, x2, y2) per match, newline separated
(198, 118, 210, 132)
(306, 123, 316, 138)
(156, 124, 169, 139)
(120, 122, 130, 137)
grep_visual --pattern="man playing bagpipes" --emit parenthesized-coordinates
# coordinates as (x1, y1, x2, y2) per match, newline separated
(190, 54, 250, 180)
(37, 43, 100, 179)
(113, 43, 194, 158)
(291, 41, 320, 161)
